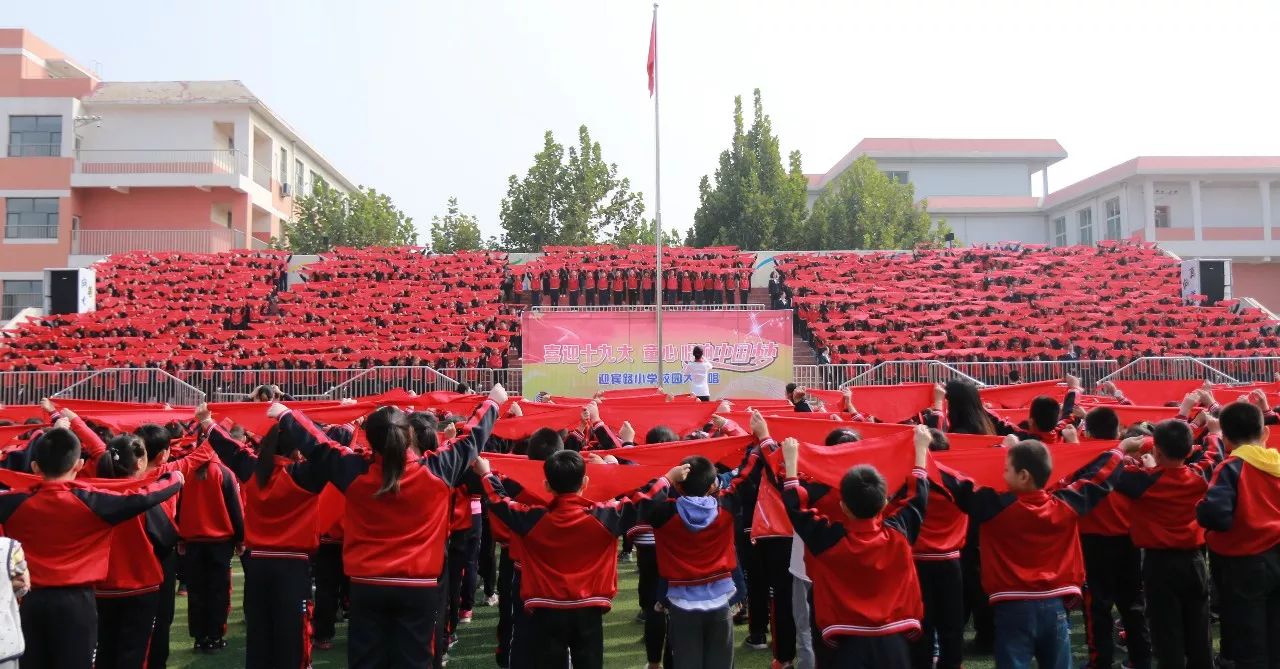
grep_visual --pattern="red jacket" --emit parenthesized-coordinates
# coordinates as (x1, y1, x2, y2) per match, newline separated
(177, 460, 244, 543)
(484, 473, 659, 610)
(1198, 444, 1280, 557)
(206, 423, 327, 556)
(666, 274, 677, 290)
(1115, 438, 1223, 549)
(641, 476, 750, 587)
(940, 449, 1121, 604)
(911, 483, 967, 561)
(0, 473, 183, 589)
(783, 470, 927, 642)
(279, 400, 497, 586)
(626, 274, 639, 291)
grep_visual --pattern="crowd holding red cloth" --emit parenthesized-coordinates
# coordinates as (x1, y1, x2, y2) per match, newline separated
(511, 245, 755, 307)
(777, 241, 1280, 365)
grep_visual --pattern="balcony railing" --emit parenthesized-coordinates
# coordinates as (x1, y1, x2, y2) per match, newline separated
(7, 143, 63, 157)
(74, 149, 245, 176)
(71, 228, 250, 255)
(251, 159, 272, 191)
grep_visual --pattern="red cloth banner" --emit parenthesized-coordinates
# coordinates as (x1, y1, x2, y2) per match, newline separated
(980, 381, 1069, 409)
(486, 454, 669, 504)
(1114, 380, 1205, 407)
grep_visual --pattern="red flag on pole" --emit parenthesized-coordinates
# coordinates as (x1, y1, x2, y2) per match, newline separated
(647, 12, 657, 96)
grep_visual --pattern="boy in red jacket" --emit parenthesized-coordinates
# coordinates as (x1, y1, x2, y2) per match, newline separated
(939, 439, 1126, 669)
(1196, 401, 1280, 669)
(475, 449, 682, 669)
(1114, 418, 1223, 668)
(780, 425, 932, 668)
(0, 427, 184, 668)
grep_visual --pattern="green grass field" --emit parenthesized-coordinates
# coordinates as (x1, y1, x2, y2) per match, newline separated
(161, 558, 1126, 668)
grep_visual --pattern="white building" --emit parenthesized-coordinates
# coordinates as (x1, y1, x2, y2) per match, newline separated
(806, 139, 1280, 310)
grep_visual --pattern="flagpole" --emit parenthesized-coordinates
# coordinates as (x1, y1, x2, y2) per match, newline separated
(652, 2, 665, 391)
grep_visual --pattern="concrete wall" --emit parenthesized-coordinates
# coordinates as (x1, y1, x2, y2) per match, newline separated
(872, 160, 1032, 198)
(75, 186, 247, 231)
(941, 214, 1048, 245)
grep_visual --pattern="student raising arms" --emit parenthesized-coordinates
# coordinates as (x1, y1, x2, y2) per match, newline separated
(270, 384, 506, 668)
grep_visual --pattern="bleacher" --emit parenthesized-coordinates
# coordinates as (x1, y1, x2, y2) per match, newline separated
(777, 242, 1280, 365)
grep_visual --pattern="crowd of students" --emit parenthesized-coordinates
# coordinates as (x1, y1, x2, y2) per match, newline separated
(775, 242, 1280, 365)
(511, 245, 756, 308)
(0, 374, 1276, 668)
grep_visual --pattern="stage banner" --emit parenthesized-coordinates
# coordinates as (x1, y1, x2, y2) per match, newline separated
(521, 310, 794, 399)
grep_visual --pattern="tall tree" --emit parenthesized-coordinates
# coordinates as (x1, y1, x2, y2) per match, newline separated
(429, 196, 483, 253)
(609, 217, 685, 247)
(499, 126, 646, 251)
(285, 184, 416, 253)
(693, 90, 809, 250)
(801, 155, 951, 250)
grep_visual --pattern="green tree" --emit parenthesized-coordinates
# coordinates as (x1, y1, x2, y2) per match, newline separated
(499, 126, 646, 251)
(429, 196, 483, 253)
(285, 184, 416, 253)
(609, 218, 685, 247)
(692, 89, 809, 250)
(801, 155, 950, 250)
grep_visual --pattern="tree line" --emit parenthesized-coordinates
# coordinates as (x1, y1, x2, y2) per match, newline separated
(285, 89, 949, 254)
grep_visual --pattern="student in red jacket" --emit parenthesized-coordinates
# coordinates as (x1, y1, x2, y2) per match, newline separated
(584, 269, 597, 307)
(641, 270, 655, 305)
(567, 270, 581, 307)
(940, 439, 1127, 669)
(199, 403, 328, 669)
(680, 272, 694, 306)
(627, 269, 640, 305)
(908, 429, 968, 669)
(176, 442, 244, 654)
(0, 427, 184, 669)
(738, 271, 750, 306)
(95, 433, 213, 669)
(664, 270, 678, 305)
(1076, 406, 1151, 669)
(273, 384, 503, 668)
(780, 425, 931, 668)
(476, 449, 675, 669)
(1196, 401, 1280, 669)
(612, 271, 626, 306)
(1114, 418, 1222, 669)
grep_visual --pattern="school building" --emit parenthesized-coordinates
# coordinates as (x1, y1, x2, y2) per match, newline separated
(0, 28, 355, 319)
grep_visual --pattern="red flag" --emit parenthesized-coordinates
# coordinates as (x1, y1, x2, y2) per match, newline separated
(646, 13, 657, 96)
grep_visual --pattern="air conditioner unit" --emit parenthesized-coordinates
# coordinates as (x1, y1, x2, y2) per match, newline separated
(281, 182, 292, 197)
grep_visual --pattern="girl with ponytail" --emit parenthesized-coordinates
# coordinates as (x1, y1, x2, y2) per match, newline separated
(195, 405, 330, 669)
(271, 384, 506, 668)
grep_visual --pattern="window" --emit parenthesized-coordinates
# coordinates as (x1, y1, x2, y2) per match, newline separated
(8, 116, 62, 157)
(5, 198, 59, 239)
(1104, 197, 1122, 240)
(882, 170, 910, 184)
(279, 148, 288, 184)
(1155, 205, 1171, 228)
(294, 159, 304, 196)
(1077, 208, 1094, 246)
(1053, 216, 1067, 247)
(2, 280, 42, 320)
(309, 169, 326, 192)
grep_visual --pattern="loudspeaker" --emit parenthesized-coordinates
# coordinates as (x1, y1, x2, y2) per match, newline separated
(43, 267, 96, 315)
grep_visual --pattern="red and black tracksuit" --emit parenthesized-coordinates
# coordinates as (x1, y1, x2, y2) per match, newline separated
(940, 449, 1122, 667)
(205, 422, 327, 669)
(906, 478, 968, 669)
(97, 445, 215, 669)
(482, 472, 664, 669)
(1113, 436, 1224, 669)
(277, 399, 497, 668)
(0, 473, 183, 669)
(176, 458, 244, 647)
(313, 497, 347, 645)
(1196, 442, 1280, 669)
(487, 468, 546, 669)
(1078, 460, 1151, 669)
(782, 469, 928, 669)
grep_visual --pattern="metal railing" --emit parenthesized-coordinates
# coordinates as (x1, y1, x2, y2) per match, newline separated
(944, 360, 1119, 390)
(323, 367, 473, 400)
(1098, 357, 1241, 385)
(793, 363, 873, 390)
(50, 368, 205, 405)
(530, 304, 768, 312)
(843, 361, 985, 387)
(7, 143, 62, 158)
(1193, 357, 1280, 383)
(178, 369, 370, 402)
(71, 227, 249, 255)
(75, 149, 244, 176)
(0, 371, 96, 405)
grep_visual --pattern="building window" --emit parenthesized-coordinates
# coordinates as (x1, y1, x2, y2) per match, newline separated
(2, 280, 43, 320)
(1104, 197, 1122, 240)
(279, 147, 288, 184)
(882, 170, 909, 184)
(1155, 205, 1171, 228)
(1053, 216, 1067, 247)
(294, 159, 304, 196)
(1077, 208, 1094, 246)
(5, 198, 59, 239)
(7, 116, 62, 157)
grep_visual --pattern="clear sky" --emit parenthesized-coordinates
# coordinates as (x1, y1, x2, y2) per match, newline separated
(11, 0, 1280, 242)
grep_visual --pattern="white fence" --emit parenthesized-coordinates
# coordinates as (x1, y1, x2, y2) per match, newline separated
(1, 357, 1277, 405)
